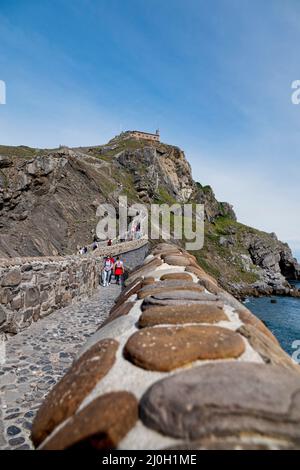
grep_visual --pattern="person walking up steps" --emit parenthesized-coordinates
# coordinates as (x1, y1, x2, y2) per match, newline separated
(107, 254, 115, 285)
(114, 256, 124, 285)
(101, 256, 113, 287)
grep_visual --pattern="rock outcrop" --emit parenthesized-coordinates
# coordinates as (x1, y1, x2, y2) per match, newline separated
(194, 183, 236, 222)
(0, 149, 124, 257)
(201, 220, 300, 298)
(31, 243, 300, 450)
(117, 145, 194, 203)
(0, 141, 196, 257)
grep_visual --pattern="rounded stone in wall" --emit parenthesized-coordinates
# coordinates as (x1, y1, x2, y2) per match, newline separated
(140, 362, 300, 444)
(41, 391, 138, 450)
(163, 255, 192, 266)
(142, 277, 156, 286)
(1, 269, 22, 287)
(31, 338, 119, 447)
(100, 302, 134, 329)
(138, 303, 228, 327)
(137, 281, 205, 299)
(142, 291, 219, 309)
(124, 325, 245, 371)
(160, 272, 194, 281)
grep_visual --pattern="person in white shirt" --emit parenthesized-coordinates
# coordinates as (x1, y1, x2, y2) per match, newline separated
(101, 256, 114, 287)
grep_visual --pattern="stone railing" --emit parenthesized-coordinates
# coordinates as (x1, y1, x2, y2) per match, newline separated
(90, 239, 148, 261)
(31, 243, 300, 450)
(0, 240, 149, 335)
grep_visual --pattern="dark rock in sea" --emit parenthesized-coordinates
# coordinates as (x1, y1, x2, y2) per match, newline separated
(289, 289, 300, 298)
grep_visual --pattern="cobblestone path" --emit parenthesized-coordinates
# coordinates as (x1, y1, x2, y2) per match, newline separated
(0, 283, 121, 450)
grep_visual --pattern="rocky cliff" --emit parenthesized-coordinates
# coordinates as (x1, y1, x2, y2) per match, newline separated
(196, 215, 299, 298)
(0, 147, 124, 257)
(0, 136, 298, 297)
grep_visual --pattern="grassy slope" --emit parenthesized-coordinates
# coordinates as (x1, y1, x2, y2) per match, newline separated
(0, 145, 59, 158)
(194, 216, 266, 287)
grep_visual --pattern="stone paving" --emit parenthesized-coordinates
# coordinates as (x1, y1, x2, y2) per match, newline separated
(0, 283, 120, 450)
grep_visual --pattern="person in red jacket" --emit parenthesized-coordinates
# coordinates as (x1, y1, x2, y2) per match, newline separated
(113, 256, 124, 285)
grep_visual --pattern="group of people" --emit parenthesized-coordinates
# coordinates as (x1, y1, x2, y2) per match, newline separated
(101, 255, 124, 287)
(79, 242, 98, 255)
(79, 225, 143, 256)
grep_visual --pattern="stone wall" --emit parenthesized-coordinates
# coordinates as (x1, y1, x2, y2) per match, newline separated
(31, 243, 300, 450)
(127, 131, 160, 142)
(0, 256, 98, 335)
(0, 240, 149, 336)
(91, 239, 148, 264)
(118, 242, 149, 271)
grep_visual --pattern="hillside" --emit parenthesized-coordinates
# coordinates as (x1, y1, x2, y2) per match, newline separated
(0, 136, 299, 297)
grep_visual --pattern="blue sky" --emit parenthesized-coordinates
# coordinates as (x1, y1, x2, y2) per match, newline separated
(0, 0, 300, 258)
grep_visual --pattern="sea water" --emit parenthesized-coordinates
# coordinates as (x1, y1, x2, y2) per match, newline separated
(246, 281, 300, 356)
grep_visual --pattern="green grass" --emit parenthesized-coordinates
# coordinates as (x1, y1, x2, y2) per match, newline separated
(184, 213, 263, 286)
(195, 252, 221, 278)
(97, 154, 113, 162)
(0, 144, 60, 159)
(89, 138, 151, 160)
(0, 145, 39, 158)
(196, 182, 214, 194)
(212, 215, 238, 233)
(99, 175, 118, 195)
(156, 187, 177, 205)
